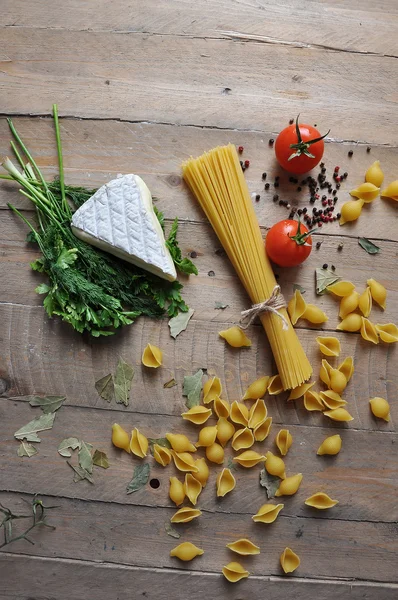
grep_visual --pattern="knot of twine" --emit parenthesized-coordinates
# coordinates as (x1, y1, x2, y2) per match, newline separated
(240, 285, 289, 331)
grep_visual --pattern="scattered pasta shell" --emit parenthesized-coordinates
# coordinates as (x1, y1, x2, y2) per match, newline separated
(319, 359, 333, 387)
(253, 417, 273, 441)
(369, 397, 390, 422)
(222, 562, 249, 583)
(205, 442, 225, 464)
(170, 507, 202, 523)
(319, 390, 347, 410)
(214, 396, 230, 418)
(169, 477, 185, 506)
(336, 313, 362, 332)
(265, 451, 286, 479)
(302, 304, 328, 325)
(203, 376, 222, 404)
(338, 356, 354, 382)
(268, 374, 284, 395)
(381, 180, 398, 201)
(304, 390, 324, 412)
(287, 289, 307, 325)
(181, 405, 212, 425)
(275, 473, 303, 497)
(350, 182, 380, 203)
(305, 492, 339, 509)
(232, 427, 255, 451)
(170, 542, 204, 561)
(153, 444, 172, 466)
(226, 538, 260, 556)
(219, 326, 251, 348)
(327, 281, 356, 297)
(111, 423, 130, 453)
(288, 381, 315, 401)
(360, 317, 379, 344)
(248, 399, 267, 429)
(242, 376, 270, 400)
(324, 408, 354, 422)
(184, 473, 202, 505)
(365, 160, 384, 187)
(192, 457, 210, 487)
(172, 451, 199, 473)
(358, 287, 372, 318)
(196, 426, 218, 448)
(339, 291, 360, 319)
(230, 401, 249, 426)
(317, 434, 342, 456)
(166, 433, 196, 453)
(280, 547, 300, 573)
(316, 336, 341, 357)
(339, 199, 364, 225)
(367, 278, 387, 309)
(233, 450, 266, 468)
(252, 503, 284, 524)
(130, 428, 148, 458)
(329, 368, 347, 394)
(216, 417, 236, 446)
(376, 323, 398, 343)
(142, 343, 163, 368)
(275, 429, 293, 456)
(216, 468, 236, 497)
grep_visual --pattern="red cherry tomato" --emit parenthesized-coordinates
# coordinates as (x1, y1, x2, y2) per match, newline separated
(275, 116, 329, 174)
(265, 220, 313, 267)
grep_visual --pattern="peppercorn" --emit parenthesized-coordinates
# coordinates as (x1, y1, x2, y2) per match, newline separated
(331, 265, 336, 271)
(278, 200, 284, 206)
(244, 159, 250, 168)
(334, 166, 340, 173)
(297, 209, 303, 215)
(288, 211, 294, 219)
(338, 242, 344, 251)
(312, 207, 317, 214)
(255, 194, 260, 201)
(322, 263, 328, 269)
(322, 195, 327, 201)
(273, 194, 279, 202)
(302, 207, 307, 213)
(310, 197, 316, 204)
(275, 175, 280, 181)
(238, 146, 244, 153)
(321, 167, 326, 174)
(320, 162, 325, 168)
(348, 150, 353, 157)
(297, 186, 302, 192)
(336, 183, 341, 189)
(333, 197, 338, 203)
(269, 138, 274, 146)
(343, 172, 348, 178)
(335, 176, 341, 183)
(262, 172, 267, 180)
(322, 200, 327, 207)
(332, 189, 337, 196)
(289, 118, 294, 124)
(336, 212, 341, 218)
(289, 176, 295, 183)
(318, 222, 323, 227)
(265, 183, 270, 190)
(274, 182, 279, 188)
(190, 251, 198, 258)
(316, 241, 322, 249)
(367, 146, 371, 152)
(242, 165, 246, 172)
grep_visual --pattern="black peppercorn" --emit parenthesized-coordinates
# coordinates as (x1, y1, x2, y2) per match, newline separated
(265, 183, 270, 190)
(255, 194, 260, 201)
(367, 146, 371, 152)
(336, 183, 341, 189)
(297, 186, 302, 192)
(316, 241, 322, 249)
(331, 265, 336, 271)
(322, 263, 328, 269)
(302, 207, 307, 213)
(269, 138, 275, 146)
(273, 194, 279, 202)
(262, 172, 267, 180)
(348, 150, 353, 157)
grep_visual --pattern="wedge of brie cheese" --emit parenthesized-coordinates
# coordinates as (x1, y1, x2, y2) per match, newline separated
(71, 174, 177, 281)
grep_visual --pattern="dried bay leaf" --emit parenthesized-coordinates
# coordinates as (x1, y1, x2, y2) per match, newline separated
(95, 374, 114, 402)
(215, 301, 229, 309)
(163, 378, 177, 389)
(17, 441, 38, 458)
(126, 463, 150, 494)
(315, 267, 341, 295)
(358, 237, 380, 255)
(78, 441, 93, 474)
(114, 359, 134, 406)
(259, 468, 280, 499)
(92, 449, 109, 469)
(28, 395, 66, 414)
(14, 413, 56, 442)
(182, 369, 203, 409)
(227, 457, 238, 472)
(148, 437, 171, 453)
(58, 437, 81, 458)
(293, 284, 306, 295)
(165, 522, 181, 539)
(67, 461, 94, 484)
(168, 307, 195, 339)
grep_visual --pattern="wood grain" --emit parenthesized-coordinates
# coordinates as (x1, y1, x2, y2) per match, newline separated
(2, 0, 398, 56)
(0, 30, 397, 143)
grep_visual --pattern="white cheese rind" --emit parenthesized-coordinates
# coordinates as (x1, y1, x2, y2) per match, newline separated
(71, 174, 177, 281)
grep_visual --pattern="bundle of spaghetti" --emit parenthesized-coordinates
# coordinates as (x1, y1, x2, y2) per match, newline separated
(182, 144, 312, 390)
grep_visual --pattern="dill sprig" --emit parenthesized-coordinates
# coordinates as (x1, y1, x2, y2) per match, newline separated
(0, 495, 58, 548)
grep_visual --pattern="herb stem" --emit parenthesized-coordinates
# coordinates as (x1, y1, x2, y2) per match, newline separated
(52, 104, 70, 217)
(10, 140, 27, 172)
(7, 118, 49, 193)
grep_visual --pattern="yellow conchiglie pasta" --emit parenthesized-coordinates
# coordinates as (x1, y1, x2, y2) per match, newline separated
(192, 457, 210, 487)
(336, 313, 362, 332)
(203, 376, 222, 404)
(171, 507, 202, 523)
(216, 417, 236, 446)
(253, 417, 273, 441)
(339, 291, 360, 319)
(304, 390, 324, 412)
(213, 396, 230, 418)
(248, 399, 267, 429)
(130, 428, 148, 458)
(327, 281, 356, 297)
(153, 444, 172, 466)
(338, 356, 354, 382)
(230, 401, 249, 426)
(169, 477, 185, 506)
(111, 423, 130, 453)
(275, 473, 303, 497)
(205, 442, 225, 464)
(376, 323, 398, 343)
(381, 180, 398, 201)
(367, 278, 387, 309)
(268, 374, 284, 395)
(369, 397, 390, 422)
(280, 547, 300, 573)
(222, 562, 249, 583)
(339, 199, 364, 225)
(242, 376, 270, 400)
(216, 468, 236, 496)
(329, 368, 347, 394)
(181, 405, 212, 425)
(142, 343, 163, 368)
(305, 492, 338, 509)
(219, 326, 251, 348)
(360, 317, 379, 344)
(287, 289, 307, 325)
(196, 426, 218, 448)
(172, 451, 199, 473)
(358, 287, 372, 318)
(275, 429, 293, 456)
(365, 160, 384, 187)
(265, 451, 286, 479)
(233, 450, 266, 468)
(288, 381, 315, 401)
(317, 434, 342, 455)
(184, 473, 202, 505)
(350, 182, 380, 203)
(302, 304, 328, 325)
(232, 427, 255, 451)
(170, 542, 204, 561)
(166, 433, 196, 453)
(324, 408, 354, 422)
(319, 390, 346, 410)
(252, 503, 284, 524)
(226, 538, 260, 556)
(320, 359, 333, 387)
(316, 336, 341, 357)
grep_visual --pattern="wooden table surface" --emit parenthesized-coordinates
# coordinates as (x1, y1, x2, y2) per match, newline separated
(1, 1, 398, 598)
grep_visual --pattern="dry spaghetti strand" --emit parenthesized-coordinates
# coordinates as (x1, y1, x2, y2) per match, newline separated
(182, 144, 312, 390)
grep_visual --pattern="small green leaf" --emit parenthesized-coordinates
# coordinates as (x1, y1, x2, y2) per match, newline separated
(214, 301, 229, 309)
(358, 237, 380, 255)
(67, 461, 94, 484)
(182, 369, 203, 409)
(315, 267, 341, 295)
(168, 308, 195, 339)
(126, 463, 150, 494)
(17, 441, 38, 458)
(227, 457, 238, 471)
(28, 395, 66, 414)
(165, 522, 180, 539)
(35, 283, 51, 294)
(114, 359, 134, 406)
(163, 378, 177, 389)
(78, 441, 93, 474)
(293, 284, 306, 295)
(95, 374, 114, 402)
(92, 449, 109, 469)
(259, 468, 280, 499)
(14, 413, 56, 442)
(58, 437, 81, 458)
(148, 437, 172, 453)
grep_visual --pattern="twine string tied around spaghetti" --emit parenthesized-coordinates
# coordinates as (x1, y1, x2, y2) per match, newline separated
(240, 285, 289, 330)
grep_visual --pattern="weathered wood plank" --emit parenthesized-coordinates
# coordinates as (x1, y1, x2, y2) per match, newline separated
(1, 401, 396, 521)
(0, 30, 397, 143)
(2, 0, 398, 56)
(3, 554, 398, 600)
